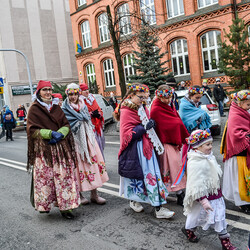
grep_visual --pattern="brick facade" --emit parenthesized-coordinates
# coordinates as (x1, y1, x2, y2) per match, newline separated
(69, 0, 250, 97)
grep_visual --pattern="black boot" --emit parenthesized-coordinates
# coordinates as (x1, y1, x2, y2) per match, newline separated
(60, 210, 75, 219)
(177, 192, 185, 206)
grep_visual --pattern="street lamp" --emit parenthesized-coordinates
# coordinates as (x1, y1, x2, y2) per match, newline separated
(0, 49, 33, 98)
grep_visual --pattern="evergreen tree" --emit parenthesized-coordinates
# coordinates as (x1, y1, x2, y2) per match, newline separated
(217, 17, 249, 89)
(130, 24, 171, 94)
(52, 83, 67, 100)
(88, 80, 99, 94)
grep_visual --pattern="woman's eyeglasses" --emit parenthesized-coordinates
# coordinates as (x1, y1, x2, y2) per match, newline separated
(135, 95, 146, 101)
(41, 88, 52, 92)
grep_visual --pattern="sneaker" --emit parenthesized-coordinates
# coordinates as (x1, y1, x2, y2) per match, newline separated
(130, 201, 144, 213)
(155, 207, 175, 219)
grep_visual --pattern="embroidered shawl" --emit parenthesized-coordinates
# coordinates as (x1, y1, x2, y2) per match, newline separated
(183, 150, 222, 216)
(150, 98, 189, 147)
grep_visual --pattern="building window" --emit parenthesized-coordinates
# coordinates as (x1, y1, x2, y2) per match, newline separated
(123, 54, 135, 82)
(140, 0, 156, 25)
(98, 13, 110, 43)
(81, 21, 91, 49)
(78, 0, 86, 7)
(198, 0, 218, 8)
(170, 39, 190, 76)
(166, 0, 184, 18)
(103, 59, 115, 87)
(201, 30, 221, 72)
(86, 64, 96, 84)
(117, 3, 132, 36)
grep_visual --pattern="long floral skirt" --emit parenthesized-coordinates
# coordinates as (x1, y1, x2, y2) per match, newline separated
(119, 141, 168, 207)
(75, 138, 109, 192)
(159, 144, 186, 193)
(33, 152, 80, 212)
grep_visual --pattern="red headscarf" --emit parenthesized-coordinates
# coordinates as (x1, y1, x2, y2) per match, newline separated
(80, 84, 88, 91)
(150, 98, 189, 148)
(36, 80, 52, 91)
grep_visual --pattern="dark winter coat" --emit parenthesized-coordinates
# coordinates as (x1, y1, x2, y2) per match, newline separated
(109, 97, 117, 110)
(203, 85, 212, 97)
(213, 84, 226, 102)
(118, 124, 146, 180)
(3, 110, 16, 129)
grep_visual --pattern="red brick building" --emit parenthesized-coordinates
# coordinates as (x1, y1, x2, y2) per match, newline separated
(69, 0, 250, 97)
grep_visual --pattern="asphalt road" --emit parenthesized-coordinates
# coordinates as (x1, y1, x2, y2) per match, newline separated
(0, 118, 249, 250)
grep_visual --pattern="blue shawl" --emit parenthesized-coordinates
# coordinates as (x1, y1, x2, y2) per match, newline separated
(179, 97, 211, 133)
(61, 98, 90, 134)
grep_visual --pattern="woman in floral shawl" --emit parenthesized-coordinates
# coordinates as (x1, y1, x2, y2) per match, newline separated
(150, 85, 189, 206)
(27, 80, 80, 219)
(62, 83, 109, 205)
(115, 83, 174, 219)
(221, 90, 250, 214)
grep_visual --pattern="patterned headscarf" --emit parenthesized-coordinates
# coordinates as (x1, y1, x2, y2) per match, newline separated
(65, 83, 80, 95)
(188, 87, 205, 95)
(186, 128, 212, 148)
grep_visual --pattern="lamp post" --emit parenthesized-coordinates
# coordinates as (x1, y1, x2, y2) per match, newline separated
(0, 49, 33, 98)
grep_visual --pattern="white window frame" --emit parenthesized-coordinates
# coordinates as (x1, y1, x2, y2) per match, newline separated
(140, 0, 156, 25)
(123, 54, 135, 82)
(81, 21, 92, 49)
(170, 39, 190, 76)
(200, 30, 221, 72)
(117, 3, 132, 36)
(98, 13, 110, 43)
(198, 0, 218, 9)
(86, 64, 96, 84)
(78, 0, 86, 7)
(103, 59, 115, 87)
(166, 0, 184, 19)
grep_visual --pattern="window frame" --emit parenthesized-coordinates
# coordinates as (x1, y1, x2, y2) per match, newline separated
(197, 0, 218, 9)
(170, 39, 190, 76)
(98, 13, 110, 43)
(166, 0, 184, 19)
(139, 0, 156, 25)
(78, 0, 86, 7)
(103, 59, 115, 87)
(117, 3, 132, 36)
(86, 63, 96, 85)
(81, 20, 92, 49)
(123, 53, 135, 82)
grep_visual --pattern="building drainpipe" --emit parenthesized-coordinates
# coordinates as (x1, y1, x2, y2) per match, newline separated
(232, 0, 237, 19)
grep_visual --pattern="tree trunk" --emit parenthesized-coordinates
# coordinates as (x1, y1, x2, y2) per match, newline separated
(106, 5, 127, 98)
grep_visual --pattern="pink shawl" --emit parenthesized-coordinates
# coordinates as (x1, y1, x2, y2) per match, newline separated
(118, 106, 153, 160)
(226, 101, 250, 169)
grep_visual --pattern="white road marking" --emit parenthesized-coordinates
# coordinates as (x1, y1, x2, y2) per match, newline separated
(0, 157, 249, 232)
(105, 141, 120, 145)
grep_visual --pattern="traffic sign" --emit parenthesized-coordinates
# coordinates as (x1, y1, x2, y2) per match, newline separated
(0, 87, 3, 94)
(0, 77, 3, 87)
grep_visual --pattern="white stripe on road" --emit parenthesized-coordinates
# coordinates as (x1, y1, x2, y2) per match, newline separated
(0, 157, 249, 232)
(105, 141, 120, 145)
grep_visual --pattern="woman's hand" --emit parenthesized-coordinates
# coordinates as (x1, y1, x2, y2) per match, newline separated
(145, 119, 156, 130)
(200, 198, 213, 213)
(49, 131, 64, 144)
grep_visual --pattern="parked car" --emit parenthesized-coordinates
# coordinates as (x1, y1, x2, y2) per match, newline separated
(175, 90, 221, 136)
(93, 94, 114, 125)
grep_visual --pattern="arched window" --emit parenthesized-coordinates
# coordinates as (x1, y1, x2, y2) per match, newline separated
(198, 0, 218, 9)
(86, 64, 96, 84)
(200, 30, 221, 72)
(117, 3, 132, 36)
(170, 39, 190, 76)
(98, 13, 110, 43)
(81, 21, 91, 49)
(140, 0, 156, 25)
(103, 59, 115, 87)
(166, 0, 184, 18)
(123, 54, 135, 82)
(78, 0, 86, 7)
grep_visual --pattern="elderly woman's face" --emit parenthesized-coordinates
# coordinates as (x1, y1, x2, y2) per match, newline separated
(190, 93, 202, 103)
(130, 92, 147, 106)
(40, 87, 52, 100)
(68, 93, 79, 104)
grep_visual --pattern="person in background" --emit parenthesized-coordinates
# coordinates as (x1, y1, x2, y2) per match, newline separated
(178, 81, 186, 90)
(3, 106, 16, 141)
(182, 129, 236, 250)
(62, 83, 108, 205)
(16, 104, 25, 121)
(80, 84, 105, 158)
(109, 92, 118, 110)
(27, 80, 80, 219)
(213, 78, 227, 117)
(202, 79, 212, 98)
(0, 105, 7, 139)
(52, 93, 63, 107)
(221, 90, 250, 214)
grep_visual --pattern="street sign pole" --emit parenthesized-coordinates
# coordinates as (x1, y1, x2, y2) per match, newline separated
(0, 49, 33, 99)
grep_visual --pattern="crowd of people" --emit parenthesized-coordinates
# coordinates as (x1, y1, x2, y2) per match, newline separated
(1, 79, 247, 249)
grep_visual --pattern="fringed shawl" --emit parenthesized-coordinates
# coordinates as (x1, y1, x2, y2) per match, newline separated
(179, 97, 212, 133)
(27, 100, 77, 171)
(226, 101, 250, 169)
(183, 150, 222, 216)
(118, 100, 153, 160)
(150, 98, 189, 147)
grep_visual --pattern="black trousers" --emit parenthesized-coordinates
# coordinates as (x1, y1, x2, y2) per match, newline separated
(6, 128, 13, 140)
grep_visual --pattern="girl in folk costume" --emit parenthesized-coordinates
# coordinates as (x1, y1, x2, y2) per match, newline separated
(150, 85, 189, 206)
(221, 90, 250, 214)
(62, 83, 109, 205)
(115, 83, 175, 219)
(27, 80, 80, 219)
(183, 129, 236, 250)
(80, 84, 105, 158)
(179, 86, 211, 161)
